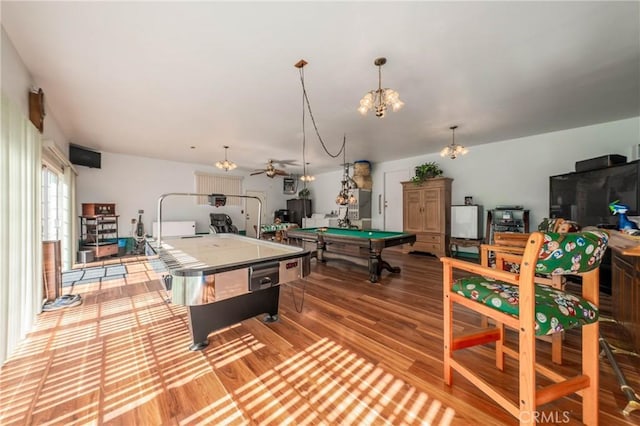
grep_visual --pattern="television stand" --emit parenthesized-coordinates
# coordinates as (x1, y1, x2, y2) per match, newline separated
(449, 237, 483, 260)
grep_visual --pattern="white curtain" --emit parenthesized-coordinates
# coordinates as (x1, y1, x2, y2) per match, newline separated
(62, 167, 76, 271)
(0, 93, 42, 364)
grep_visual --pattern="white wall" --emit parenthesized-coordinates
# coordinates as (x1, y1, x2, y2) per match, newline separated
(306, 117, 640, 235)
(1, 27, 69, 154)
(75, 152, 295, 236)
(77, 117, 639, 240)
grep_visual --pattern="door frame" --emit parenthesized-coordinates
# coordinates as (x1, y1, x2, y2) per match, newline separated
(245, 190, 266, 238)
(383, 169, 412, 231)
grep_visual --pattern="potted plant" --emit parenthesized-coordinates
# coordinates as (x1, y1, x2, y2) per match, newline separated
(411, 161, 443, 183)
(298, 187, 310, 198)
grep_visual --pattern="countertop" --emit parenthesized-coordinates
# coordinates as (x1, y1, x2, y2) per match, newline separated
(605, 230, 640, 256)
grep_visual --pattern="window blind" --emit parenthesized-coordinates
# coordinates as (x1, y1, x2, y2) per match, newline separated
(194, 172, 243, 206)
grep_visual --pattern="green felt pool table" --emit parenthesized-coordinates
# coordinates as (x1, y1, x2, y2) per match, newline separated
(286, 227, 416, 282)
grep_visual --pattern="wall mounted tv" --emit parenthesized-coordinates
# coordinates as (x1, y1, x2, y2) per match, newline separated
(69, 144, 101, 168)
(549, 160, 640, 227)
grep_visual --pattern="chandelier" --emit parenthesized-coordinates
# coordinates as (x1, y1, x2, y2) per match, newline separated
(300, 162, 315, 182)
(335, 165, 357, 205)
(440, 125, 468, 159)
(358, 57, 404, 118)
(215, 145, 237, 171)
(335, 136, 357, 205)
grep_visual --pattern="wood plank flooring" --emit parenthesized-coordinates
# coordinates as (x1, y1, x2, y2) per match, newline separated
(1, 251, 639, 425)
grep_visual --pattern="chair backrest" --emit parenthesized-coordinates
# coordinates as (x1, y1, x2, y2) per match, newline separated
(209, 213, 238, 234)
(535, 230, 609, 275)
(493, 232, 529, 247)
(538, 217, 581, 233)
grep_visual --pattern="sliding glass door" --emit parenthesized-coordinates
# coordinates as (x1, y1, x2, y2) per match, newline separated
(41, 164, 74, 270)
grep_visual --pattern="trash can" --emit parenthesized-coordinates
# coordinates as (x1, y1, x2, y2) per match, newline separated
(77, 249, 94, 264)
(118, 238, 127, 256)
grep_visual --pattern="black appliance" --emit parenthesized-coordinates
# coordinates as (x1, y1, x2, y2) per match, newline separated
(287, 199, 312, 227)
(549, 160, 639, 228)
(274, 209, 291, 223)
(549, 159, 640, 294)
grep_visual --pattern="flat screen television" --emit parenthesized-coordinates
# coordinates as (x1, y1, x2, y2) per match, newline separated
(69, 144, 101, 168)
(549, 160, 640, 227)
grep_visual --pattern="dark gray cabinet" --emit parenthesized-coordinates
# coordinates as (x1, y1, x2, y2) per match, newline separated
(287, 199, 312, 227)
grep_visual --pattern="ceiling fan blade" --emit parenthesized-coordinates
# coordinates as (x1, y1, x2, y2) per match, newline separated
(273, 159, 299, 167)
(274, 169, 289, 176)
(250, 171, 265, 176)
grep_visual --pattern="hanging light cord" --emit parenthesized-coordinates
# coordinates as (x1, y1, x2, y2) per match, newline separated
(301, 74, 307, 178)
(299, 66, 345, 159)
(342, 135, 350, 178)
(289, 279, 307, 313)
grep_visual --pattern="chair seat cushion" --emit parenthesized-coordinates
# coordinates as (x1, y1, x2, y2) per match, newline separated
(452, 276, 599, 336)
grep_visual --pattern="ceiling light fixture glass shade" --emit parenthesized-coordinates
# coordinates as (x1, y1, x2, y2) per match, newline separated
(300, 162, 315, 182)
(358, 57, 404, 118)
(440, 125, 468, 159)
(215, 145, 237, 171)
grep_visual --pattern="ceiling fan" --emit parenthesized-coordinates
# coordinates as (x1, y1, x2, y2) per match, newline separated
(250, 160, 290, 178)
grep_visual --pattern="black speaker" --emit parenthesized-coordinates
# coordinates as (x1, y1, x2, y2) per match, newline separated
(69, 144, 101, 168)
(575, 154, 626, 172)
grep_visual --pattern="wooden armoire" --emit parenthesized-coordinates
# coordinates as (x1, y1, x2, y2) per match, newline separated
(401, 177, 452, 258)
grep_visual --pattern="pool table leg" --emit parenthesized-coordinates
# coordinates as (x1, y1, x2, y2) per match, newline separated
(368, 251, 380, 283)
(316, 238, 326, 263)
(368, 248, 402, 283)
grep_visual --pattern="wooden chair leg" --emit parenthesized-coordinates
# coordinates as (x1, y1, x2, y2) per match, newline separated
(519, 244, 537, 426)
(582, 322, 599, 425)
(496, 322, 505, 371)
(551, 275, 564, 365)
(551, 333, 563, 365)
(480, 315, 489, 328)
(519, 321, 536, 425)
(582, 269, 599, 425)
(443, 265, 453, 386)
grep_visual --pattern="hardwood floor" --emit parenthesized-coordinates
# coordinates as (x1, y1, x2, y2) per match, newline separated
(1, 251, 638, 425)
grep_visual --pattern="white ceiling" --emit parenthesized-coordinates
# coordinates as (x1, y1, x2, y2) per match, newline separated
(2, 1, 639, 175)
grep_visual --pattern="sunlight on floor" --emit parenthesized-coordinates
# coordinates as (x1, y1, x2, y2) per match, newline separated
(184, 338, 456, 425)
(1, 257, 456, 425)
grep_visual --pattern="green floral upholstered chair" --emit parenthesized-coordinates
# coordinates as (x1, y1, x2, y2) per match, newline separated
(443, 230, 608, 425)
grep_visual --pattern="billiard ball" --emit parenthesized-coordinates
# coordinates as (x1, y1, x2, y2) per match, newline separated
(368, 232, 373, 235)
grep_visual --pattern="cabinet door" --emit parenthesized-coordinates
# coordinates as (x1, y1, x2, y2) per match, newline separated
(422, 189, 441, 233)
(633, 258, 640, 352)
(612, 252, 634, 328)
(403, 189, 423, 233)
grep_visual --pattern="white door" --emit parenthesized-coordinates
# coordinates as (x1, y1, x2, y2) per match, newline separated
(245, 190, 266, 238)
(383, 169, 412, 231)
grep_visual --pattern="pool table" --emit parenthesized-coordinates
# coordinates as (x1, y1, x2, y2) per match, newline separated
(286, 227, 416, 283)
